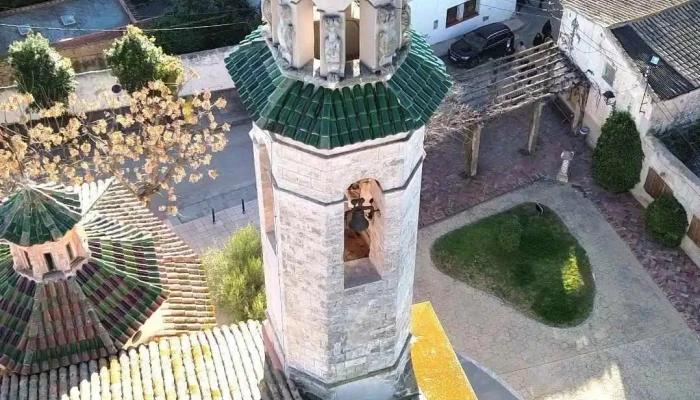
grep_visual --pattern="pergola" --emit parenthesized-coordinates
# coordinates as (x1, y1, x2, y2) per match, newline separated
(430, 40, 589, 177)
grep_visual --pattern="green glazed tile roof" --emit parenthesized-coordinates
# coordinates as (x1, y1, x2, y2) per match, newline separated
(0, 184, 82, 246)
(0, 180, 215, 375)
(0, 234, 165, 375)
(225, 27, 451, 149)
(0, 321, 302, 400)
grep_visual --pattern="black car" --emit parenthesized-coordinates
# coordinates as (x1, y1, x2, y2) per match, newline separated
(449, 22, 516, 68)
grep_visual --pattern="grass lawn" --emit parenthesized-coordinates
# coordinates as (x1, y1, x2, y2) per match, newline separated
(431, 203, 595, 327)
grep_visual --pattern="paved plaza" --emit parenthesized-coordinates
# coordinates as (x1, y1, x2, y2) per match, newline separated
(168, 199, 259, 253)
(415, 181, 700, 399)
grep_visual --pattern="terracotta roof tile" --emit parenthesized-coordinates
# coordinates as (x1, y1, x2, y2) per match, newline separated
(0, 180, 215, 374)
(610, 0, 700, 99)
(0, 321, 303, 400)
(87, 182, 216, 336)
(562, 0, 691, 26)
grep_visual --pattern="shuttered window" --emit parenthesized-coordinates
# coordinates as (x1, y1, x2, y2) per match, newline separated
(644, 168, 672, 198)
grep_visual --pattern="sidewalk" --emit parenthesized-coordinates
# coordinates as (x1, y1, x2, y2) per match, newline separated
(167, 199, 259, 253)
(416, 181, 700, 399)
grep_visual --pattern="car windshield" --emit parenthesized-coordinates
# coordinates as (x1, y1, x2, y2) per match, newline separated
(463, 31, 487, 48)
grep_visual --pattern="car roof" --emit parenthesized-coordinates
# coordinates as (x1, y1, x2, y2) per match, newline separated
(473, 22, 511, 37)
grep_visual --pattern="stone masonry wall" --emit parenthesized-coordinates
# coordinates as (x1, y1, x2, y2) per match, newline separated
(254, 125, 425, 391)
(633, 135, 700, 266)
(271, 128, 425, 203)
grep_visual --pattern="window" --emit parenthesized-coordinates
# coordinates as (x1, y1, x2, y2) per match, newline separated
(602, 62, 616, 86)
(644, 167, 672, 198)
(66, 244, 74, 260)
(688, 216, 700, 247)
(44, 253, 56, 272)
(488, 31, 509, 46)
(24, 251, 32, 269)
(446, 1, 478, 28)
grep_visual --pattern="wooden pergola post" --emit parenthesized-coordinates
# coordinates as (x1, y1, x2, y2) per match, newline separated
(465, 123, 484, 177)
(526, 101, 545, 154)
(570, 85, 589, 135)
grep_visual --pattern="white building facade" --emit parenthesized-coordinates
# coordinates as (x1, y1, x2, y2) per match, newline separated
(560, 0, 700, 264)
(559, 0, 700, 144)
(411, 0, 515, 50)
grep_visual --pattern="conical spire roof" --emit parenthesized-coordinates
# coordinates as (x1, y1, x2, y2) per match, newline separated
(0, 184, 82, 246)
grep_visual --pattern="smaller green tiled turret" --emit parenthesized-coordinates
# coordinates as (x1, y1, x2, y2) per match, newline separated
(0, 184, 82, 246)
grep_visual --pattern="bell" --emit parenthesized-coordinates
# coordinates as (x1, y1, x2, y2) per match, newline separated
(349, 208, 370, 232)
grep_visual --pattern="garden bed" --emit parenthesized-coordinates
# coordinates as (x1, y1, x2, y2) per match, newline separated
(431, 203, 595, 326)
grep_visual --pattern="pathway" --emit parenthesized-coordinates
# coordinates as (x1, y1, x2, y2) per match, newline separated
(415, 180, 700, 399)
(167, 199, 259, 253)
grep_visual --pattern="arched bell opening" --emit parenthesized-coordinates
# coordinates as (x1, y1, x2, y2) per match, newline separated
(343, 178, 383, 288)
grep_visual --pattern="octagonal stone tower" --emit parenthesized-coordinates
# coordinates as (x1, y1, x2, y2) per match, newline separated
(225, 1, 450, 398)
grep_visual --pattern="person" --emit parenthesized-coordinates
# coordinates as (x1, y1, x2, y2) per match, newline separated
(516, 0, 526, 11)
(542, 20, 553, 40)
(539, 0, 545, 8)
(517, 41, 527, 53)
(533, 33, 544, 47)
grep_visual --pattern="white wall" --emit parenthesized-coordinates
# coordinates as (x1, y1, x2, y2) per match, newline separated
(559, 8, 653, 145)
(652, 89, 700, 133)
(411, 0, 515, 46)
(560, 7, 700, 145)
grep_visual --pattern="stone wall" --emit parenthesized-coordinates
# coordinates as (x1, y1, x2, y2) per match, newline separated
(633, 135, 700, 266)
(253, 125, 425, 398)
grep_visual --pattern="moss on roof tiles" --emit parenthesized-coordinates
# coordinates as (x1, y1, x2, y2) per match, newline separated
(225, 28, 451, 149)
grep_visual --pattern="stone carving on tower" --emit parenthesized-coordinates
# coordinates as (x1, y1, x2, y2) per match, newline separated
(377, 5, 398, 67)
(400, 0, 411, 48)
(323, 14, 344, 81)
(262, 0, 272, 26)
(277, 3, 295, 65)
(225, 0, 453, 397)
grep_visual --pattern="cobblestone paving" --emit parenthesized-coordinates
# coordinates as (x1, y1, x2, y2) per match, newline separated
(421, 101, 700, 339)
(415, 181, 700, 399)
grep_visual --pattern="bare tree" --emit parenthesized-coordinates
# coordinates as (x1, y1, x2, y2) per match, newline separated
(0, 80, 229, 215)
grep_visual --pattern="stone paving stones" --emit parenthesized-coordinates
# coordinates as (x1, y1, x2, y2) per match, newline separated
(415, 181, 700, 399)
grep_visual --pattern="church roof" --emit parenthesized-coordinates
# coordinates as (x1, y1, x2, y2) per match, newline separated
(225, 28, 451, 150)
(0, 181, 215, 375)
(0, 321, 301, 400)
(0, 185, 82, 246)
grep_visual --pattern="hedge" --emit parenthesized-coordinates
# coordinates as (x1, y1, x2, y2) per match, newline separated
(645, 193, 688, 247)
(592, 111, 644, 193)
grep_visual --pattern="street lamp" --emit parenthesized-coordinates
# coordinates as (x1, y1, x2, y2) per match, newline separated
(639, 54, 660, 113)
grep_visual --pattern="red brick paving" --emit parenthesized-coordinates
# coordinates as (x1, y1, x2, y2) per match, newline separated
(420, 101, 700, 335)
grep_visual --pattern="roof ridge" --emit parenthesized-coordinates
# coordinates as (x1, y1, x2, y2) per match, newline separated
(0, 184, 82, 246)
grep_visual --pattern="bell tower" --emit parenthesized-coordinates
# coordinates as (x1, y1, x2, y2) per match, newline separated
(226, 0, 450, 398)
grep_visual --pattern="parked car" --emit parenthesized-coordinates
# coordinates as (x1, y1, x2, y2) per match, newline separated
(449, 22, 516, 68)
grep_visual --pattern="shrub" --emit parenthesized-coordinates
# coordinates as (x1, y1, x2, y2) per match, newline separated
(592, 111, 644, 193)
(498, 215, 523, 252)
(203, 225, 266, 322)
(9, 32, 76, 109)
(105, 26, 183, 93)
(645, 193, 688, 247)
